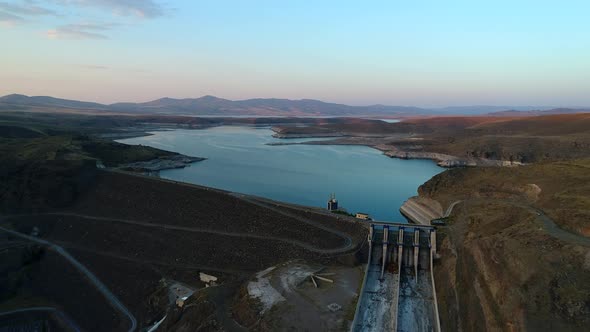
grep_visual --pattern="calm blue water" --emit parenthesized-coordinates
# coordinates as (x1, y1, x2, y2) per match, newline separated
(118, 126, 443, 221)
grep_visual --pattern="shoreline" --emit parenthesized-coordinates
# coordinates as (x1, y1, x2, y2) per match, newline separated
(268, 134, 524, 168)
(112, 125, 465, 225)
(115, 154, 206, 173)
(113, 126, 453, 222)
(114, 126, 434, 223)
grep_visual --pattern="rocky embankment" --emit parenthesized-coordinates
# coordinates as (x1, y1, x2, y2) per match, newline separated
(268, 128, 526, 168)
(270, 125, 349, 138)
(271, 132, 345, 139)
(117, 155, 205, 172)
(375, 144, 524, 168)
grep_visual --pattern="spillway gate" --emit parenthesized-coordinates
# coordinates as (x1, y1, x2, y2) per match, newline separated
(351, 222, 441, 332)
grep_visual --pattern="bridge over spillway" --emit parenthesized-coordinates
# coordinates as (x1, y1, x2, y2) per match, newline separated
(351, 222, 441, 332)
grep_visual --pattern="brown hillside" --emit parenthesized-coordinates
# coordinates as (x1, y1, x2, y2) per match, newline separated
(469, 113, 590, 135)
(420, 160, 590, 331)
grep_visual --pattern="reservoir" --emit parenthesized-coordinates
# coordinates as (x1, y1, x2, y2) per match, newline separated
(118, 126, 443, 221)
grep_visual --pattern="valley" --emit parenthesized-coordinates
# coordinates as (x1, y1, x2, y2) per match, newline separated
(1, 110, 589, 331)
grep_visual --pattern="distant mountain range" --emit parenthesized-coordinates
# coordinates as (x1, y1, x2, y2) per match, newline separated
(486, 108, 590, 117)
(0, 94, 587, 117)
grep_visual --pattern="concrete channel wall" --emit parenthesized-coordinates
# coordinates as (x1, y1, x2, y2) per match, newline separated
(350, 223, 441, 332)
(350, 233, 374, 331)
(351, 227, 399, 332)
(430, 248, 442, 332)
(391, 230, 403, 332)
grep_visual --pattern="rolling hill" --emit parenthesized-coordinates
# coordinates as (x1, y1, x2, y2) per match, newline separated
(0, 94, 427, 116)
(0, 94, 107, 110)
(1, 93, 587, 117)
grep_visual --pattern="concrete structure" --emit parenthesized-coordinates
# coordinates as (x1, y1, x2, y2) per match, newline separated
(381, 225, 389, 279)
(327, 193, 338, 211)
(351, 222, 441, 332)
(355, 212, 371, 220)
(170, 282, 195, 308)
(399, 197, 443, 225)
(199, 272, 218, 287)
(413, 230, 420, 281)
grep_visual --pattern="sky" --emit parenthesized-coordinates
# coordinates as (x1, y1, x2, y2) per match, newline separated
(1, 0, 589, 107)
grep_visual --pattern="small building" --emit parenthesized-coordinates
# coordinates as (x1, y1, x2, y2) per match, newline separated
(327, 193, 338, 211)
(355, 212, 371, 220)
(200, 272, 218, 287)
(176, 296, 189, 308)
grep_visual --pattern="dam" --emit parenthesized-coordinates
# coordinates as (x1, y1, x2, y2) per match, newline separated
(351, 222, 441, 332)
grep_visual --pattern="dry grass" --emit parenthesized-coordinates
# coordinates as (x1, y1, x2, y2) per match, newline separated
(427, 160, 590, 330)
(421, 159, 590, 237)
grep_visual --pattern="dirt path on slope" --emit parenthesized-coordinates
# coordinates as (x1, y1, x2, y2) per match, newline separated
(1, 212, 355, 255)
(445, 199, 590, 247)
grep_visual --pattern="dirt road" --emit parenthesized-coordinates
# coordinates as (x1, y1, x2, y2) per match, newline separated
(0, 222, 137, 332)
(445, 199, 590, 247)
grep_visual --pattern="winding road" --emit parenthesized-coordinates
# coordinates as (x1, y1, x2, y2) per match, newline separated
(445, 199, 590, 247)
(0, 221, 138, 332)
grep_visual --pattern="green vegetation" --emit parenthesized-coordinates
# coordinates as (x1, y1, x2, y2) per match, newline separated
(0, 134, 175, 166)
(331, 210, 355, 217)
(0, 112, 188, 213)
(0, 124, 46, 138)
(79, 140, 176, 167)
(430, 217, 449, 225)
(0, 111, 136, 136)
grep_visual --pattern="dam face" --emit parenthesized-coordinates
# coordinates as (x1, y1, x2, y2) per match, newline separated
(351, 223, 440, 332)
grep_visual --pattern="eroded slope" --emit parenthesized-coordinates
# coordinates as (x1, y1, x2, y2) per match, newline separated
(418, 160, 590, 331)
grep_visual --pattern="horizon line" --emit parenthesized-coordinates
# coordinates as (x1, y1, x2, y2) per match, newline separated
(1, 93, 589, 110)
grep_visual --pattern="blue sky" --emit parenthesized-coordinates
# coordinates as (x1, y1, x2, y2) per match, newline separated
(1, 0, 589, 106)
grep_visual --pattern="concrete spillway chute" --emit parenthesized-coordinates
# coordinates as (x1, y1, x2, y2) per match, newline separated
(351, 222, 441, 332)
(430, 229, 437, 255)
(397, 227, 404, 272)
(413, 229, 420, 281)
(381, 225, 389, 279)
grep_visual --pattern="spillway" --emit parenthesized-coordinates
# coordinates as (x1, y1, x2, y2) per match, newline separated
(351, 223, 440, 332)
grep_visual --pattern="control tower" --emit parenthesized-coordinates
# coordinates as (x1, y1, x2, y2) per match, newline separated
(327, 193, 338, 211)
